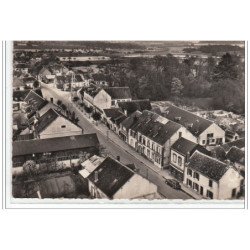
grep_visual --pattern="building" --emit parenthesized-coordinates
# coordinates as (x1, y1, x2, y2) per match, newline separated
(225, 129, 239, 142)
(14, 63, 29, 73)
(117, 99, 152, 116)
(128, 110, 197, 168)
(225, 146, 245, 173)
(87, 156, 157, 199)
(163, 104, 225, 146)
(12, 133, 100, 168)
(168, 137, 210, 181)
(102, 108, 126, 133)
(32, 108, 83, 139)
(184, 151, 244, 199)
(221, 138, 245, 152)
(119, 110, 142, 142)
(80, 86, 132, 111)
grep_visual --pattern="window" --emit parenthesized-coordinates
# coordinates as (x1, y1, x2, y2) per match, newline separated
(207, 133, 214, 138)
(151, 142, 155, 150)
(209, 179, 213, 188)
(193, 183, 199, 191)
(179, 131, 182, 138)
(187, 169, 192, 176)
(187, 179, 192, 187)
(202, 140, 206, 145)
(147, 140, 150, 148)
(193, 172, 200, 180)
(173, 153, 177, 163)
(216, 138, 222, 144)
(147, 149, 150, 157)
(206, 190, 214, 199)
(61, 125, 66, 128)
(178, 156, 182, 166)
(111, 100, 115, 106)
(200, 186, 204, 195)
(158, 147, 161, 154)
(232, 188, 237, 198)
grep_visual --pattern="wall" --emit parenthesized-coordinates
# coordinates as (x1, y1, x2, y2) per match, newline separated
(183, 167, 219, 199)
(94, 89, 112, 110)
(88, 181, 108, 199)
(113, 174, 157, 199)
(198, 123, 225, 146)
(39, 116, 83, 139)
(170, 149, 185, 172)
(218, 167, 243, 199)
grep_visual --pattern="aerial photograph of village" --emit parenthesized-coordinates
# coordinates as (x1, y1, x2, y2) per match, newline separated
(12, 41, 245, 201)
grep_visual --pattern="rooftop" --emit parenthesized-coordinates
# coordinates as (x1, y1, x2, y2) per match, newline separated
(117, 99, 152, 115)
(226, 146, 245, 165)
(88, 156, 134, 198)
(221, 138, 245, 151)
(163, 104, 213, 136)
(171, 137, 198, 156)
(24, 90, 45, 109)
(120, 110, 142, 130)
(104, 87, 132, 100)
(130, 110, 181, 145)
(187, 151, 229, 181)
(13, 133, 99, 156)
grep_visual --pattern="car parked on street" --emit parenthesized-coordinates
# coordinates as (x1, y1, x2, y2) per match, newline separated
(165, 179, 181, 190)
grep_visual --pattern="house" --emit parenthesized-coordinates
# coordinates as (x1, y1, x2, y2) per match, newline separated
(14, 63, 29, 73)
(128, 110, 197, 168)
(32, 108, 83, 139)
(184, 151, 244, 199)
(22, 76, 37, 88)
(168, 137, 210, 181)
(71, 74, 90, 89)
(225, 129, 239, 142)
(102, 108, 126, 133)
(12, 133, 100, 168)
(119, 110, 142, 142)
(117, 99, 152, 116)
(221, 138, 245, 152)
(163, 104, 225, 146)
(55, 75, 71, 90)
(81, 86, 132, 111)
(225, 146, 245, 173)
(79, 155, 105, 178)
(13, 77, 24, 90)
(39, 67, 52, 79)
(87, 156, 158, 199)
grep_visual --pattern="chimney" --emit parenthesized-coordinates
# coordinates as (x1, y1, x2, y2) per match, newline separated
(225, 159, 231, 168)
(94, 171, 98, 182)
(186, 151, 190, 162)
(116, 156, 120, 161)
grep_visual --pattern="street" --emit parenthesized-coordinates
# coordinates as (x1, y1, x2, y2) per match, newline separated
(41, 83, 193, 199)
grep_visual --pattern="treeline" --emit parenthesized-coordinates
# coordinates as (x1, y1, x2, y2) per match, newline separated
(92, 53, 245, 114)
(183, 45, 244, 54)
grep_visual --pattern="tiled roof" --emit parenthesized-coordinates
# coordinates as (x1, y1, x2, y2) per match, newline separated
(187, 151, 229, 181)
(24, 90, 45, 109)
(226, 146, 245, 165)
(87, 156, 134, 198)
(13, 133, 99, 156)
(104, 87, 132, 99)
(35, 108, 59, 133)
(22, 77, 36, 84)
(75, 74, 83, 82)
(120, 110, 142, 130)
(103, 108, 123, 118)
(13, 90, 30, 101)
(221, 138, 245, 151)
(171, 137, 198, 156)
(118, 99, 152, 116)
(130, 110, 181, 145)
(163, 105, 213, 136)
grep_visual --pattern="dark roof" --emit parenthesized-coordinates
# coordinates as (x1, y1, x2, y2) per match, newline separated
(13, 90, 30, 101)
(118, 99, 152, 116)
(88, 157, 134, 198)
(120, 110, 142, 130)
(103, 108, 122, 118)
(75, 74, 83, 82)
(211, 146, 227, 161)
(130, 110, 181, 145)
(164, 105, 213, 136)
(222, 138, 245, 151)
(24, 90, 45, 109)
(187, 151, 229, 181)
(171, 137, 198, 156)
(15, 63, 29, 69)
(22, 77, 36, 84)
(226, 146, 245, 165)
(35, 108, 59, 133)
(56, 75, 71, 84)
(13, 133, 99, 156)
(104, 87, 132, 99)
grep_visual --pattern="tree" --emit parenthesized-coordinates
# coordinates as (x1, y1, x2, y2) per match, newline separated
(23, 160, 37, 176)
(57, 100, 62, 106)
(92, 112, 101, 121)
(73, 96, 79, 102)
(33, 80, 39, 89)
(171, 77, 184, 97)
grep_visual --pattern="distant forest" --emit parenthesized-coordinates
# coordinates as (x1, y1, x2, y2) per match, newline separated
(92, 53, 245, 114)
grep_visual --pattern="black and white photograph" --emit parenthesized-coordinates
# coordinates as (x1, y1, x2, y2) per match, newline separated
(11, 41, 245, 201)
